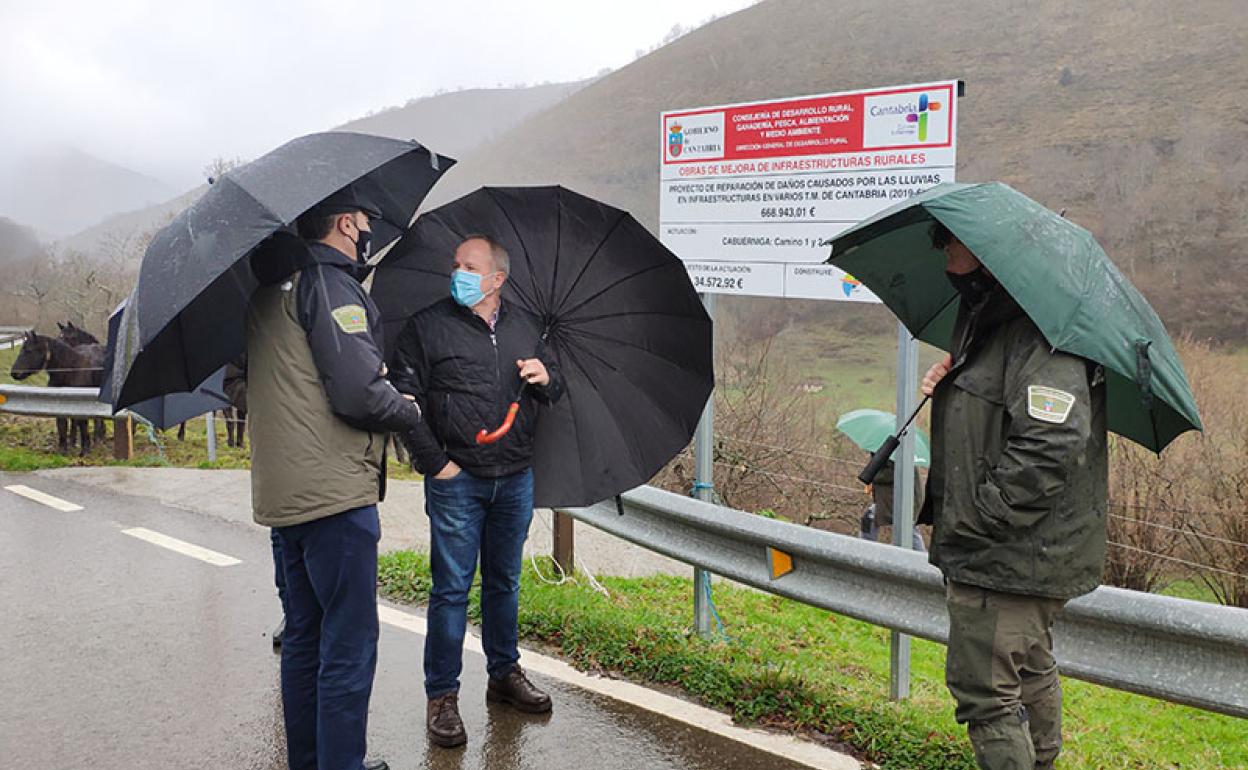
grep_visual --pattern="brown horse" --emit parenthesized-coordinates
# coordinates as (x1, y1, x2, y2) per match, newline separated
(10, 331, 106, 455)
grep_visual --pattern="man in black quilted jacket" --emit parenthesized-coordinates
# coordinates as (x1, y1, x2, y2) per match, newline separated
(392, 234, 563, 749)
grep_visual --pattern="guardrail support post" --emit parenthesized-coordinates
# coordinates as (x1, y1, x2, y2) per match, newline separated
(205, 411, 218, 463)
(113, 415, 133, 461)
(552, 511, 574, 576)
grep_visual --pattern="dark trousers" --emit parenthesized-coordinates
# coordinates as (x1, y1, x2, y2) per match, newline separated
(271, 529, 288, 614)
(275, 505, 381, 770)
(423, 468, 534, 698)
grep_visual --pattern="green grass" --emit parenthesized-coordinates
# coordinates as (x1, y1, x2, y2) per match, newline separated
(379, 550, 1247, 770)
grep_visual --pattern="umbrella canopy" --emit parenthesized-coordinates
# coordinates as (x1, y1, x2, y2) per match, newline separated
(827, 182, 1201, 452)
(836, 408, 930, 467)
(372, 186, 713, 507)
(108, 131, 453, 410)
(99, 301, 230, 429)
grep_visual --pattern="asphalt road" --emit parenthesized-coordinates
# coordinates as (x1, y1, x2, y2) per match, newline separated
(0, 470, 853, 770)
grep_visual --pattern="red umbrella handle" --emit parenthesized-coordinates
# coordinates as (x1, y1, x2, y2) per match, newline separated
(476, 402, 520, 445)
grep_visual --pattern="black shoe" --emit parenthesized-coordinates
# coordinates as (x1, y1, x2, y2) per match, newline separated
(487, 665, 552, 714)
(363, 761, 389, 770)
(427, 692, 467, 748)
(271, 617, 285, 650)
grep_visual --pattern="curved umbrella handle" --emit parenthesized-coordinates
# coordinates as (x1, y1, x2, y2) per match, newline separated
(476, 402, 520, 445)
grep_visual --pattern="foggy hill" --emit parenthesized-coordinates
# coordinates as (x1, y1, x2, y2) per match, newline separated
(430, 0, 1248, 339)
(0, 147, 174, 239)
(58, 82, 587, 257)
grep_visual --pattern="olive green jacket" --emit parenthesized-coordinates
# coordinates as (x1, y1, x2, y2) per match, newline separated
(921, 289, 1109, 600)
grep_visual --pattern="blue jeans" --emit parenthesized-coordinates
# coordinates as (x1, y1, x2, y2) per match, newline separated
(424, 468, 534, 699)
(275, 505, 381, 770)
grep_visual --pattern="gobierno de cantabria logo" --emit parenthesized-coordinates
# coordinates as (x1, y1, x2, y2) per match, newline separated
(669, 123, 684, 158)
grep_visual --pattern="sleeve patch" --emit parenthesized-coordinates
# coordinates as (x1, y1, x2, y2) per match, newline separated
(331, 304, 369, 334)
(1027, 386, 1076, 424)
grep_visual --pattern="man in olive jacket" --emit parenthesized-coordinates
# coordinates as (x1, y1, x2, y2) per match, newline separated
(247, 187, 422, 770)
(919, 223, 1108, 770)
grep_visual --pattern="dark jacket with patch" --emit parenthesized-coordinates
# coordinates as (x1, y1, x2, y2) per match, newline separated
(246, 241, 422, 526)
(920, 287, 1108, 600)
(391, 298, 563, 479)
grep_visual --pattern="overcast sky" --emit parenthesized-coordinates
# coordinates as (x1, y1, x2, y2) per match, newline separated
(0, 0, 755, 190)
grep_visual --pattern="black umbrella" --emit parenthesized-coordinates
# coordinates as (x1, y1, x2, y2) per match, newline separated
(100, 300, 230, 429)
(372, 186, 713, 507)
(108, 131, 454, 410)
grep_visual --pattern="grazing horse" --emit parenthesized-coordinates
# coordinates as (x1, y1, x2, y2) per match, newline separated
(57, 321, 107, 441)
(10, 331, 106, 455)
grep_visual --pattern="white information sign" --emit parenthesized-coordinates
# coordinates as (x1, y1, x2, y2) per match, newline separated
(659, 80, 958, 301)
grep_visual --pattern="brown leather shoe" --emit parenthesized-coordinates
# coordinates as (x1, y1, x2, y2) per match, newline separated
(426, 692, 467, 748)
(487, 665, 552, 713)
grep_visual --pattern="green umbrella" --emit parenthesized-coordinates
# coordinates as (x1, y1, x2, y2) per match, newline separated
(836, 408, 930, 467)
(827, 182, 1201, 452)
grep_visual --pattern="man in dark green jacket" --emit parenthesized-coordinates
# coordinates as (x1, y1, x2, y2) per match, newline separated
(247, 186, 423, 770)
(919, 223, 1108, 770)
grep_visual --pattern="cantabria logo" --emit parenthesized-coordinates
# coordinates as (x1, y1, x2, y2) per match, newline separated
(841, 274, 862, 297)
(668, 123, 684, 158)
(906, 93, 943, 142)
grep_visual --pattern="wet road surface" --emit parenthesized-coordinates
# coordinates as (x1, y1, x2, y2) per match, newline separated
(0, 471, 851, 769)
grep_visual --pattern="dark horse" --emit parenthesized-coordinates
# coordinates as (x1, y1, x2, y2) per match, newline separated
(10, 331, 106, 455)
(57, 321, 99, 347)
(57, 321, 107, 442)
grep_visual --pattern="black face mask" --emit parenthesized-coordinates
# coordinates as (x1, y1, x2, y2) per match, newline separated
(353, 228, 373, 262)
(946, 267, 996, 306)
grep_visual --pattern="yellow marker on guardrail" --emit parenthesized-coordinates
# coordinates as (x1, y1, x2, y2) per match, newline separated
(767, 547, 793, 580)
(0, 394, 7, 405)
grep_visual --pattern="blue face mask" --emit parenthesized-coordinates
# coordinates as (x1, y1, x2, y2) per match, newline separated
(451, 269, 493, 307)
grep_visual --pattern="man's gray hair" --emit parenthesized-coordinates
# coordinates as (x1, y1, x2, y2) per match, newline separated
(462, 234, 510, 276)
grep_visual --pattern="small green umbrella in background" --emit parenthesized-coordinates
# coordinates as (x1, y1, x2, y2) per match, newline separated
(836, 408, 930, 467)
(827, 182, 1201, 452)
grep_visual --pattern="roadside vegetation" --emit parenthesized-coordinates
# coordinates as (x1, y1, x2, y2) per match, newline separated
(379, 551, 1247, 770)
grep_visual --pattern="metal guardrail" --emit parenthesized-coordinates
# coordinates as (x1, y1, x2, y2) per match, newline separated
(0, 384, 117, 419)
(560, 485, 1248, 719)
(0, 326, 30, 349)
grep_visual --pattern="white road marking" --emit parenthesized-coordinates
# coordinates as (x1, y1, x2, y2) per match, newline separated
(4, 484, 84, 512)
(376, 604, 858, 770)
(120, 527, 241, 566)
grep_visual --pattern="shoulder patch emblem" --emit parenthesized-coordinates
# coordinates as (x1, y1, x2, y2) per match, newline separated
(1027, 385, 1076, 424)
(331, 304, 368, 334)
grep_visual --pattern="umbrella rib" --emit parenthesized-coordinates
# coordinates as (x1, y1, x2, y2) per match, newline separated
(485, 188, 547, 312)
(913, 292, 960, 345)
(557, 262, 677, 320)
(561, 335, 701, 430)
(557, 343, 653, 475)
(553, 211, 628, 316)
(559, 324, 709, 373)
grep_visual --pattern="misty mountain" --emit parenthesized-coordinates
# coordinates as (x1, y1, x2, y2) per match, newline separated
(0, 147, 174, 238)
(58, 81, 588, 257)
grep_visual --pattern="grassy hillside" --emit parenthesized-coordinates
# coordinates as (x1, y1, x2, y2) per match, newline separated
(431, 0, 1248, 340)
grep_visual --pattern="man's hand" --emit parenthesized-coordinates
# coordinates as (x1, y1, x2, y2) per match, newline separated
(921, 354, 954, 396)
(516, 358, 550, 387)
(434, 460, 462, 480)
